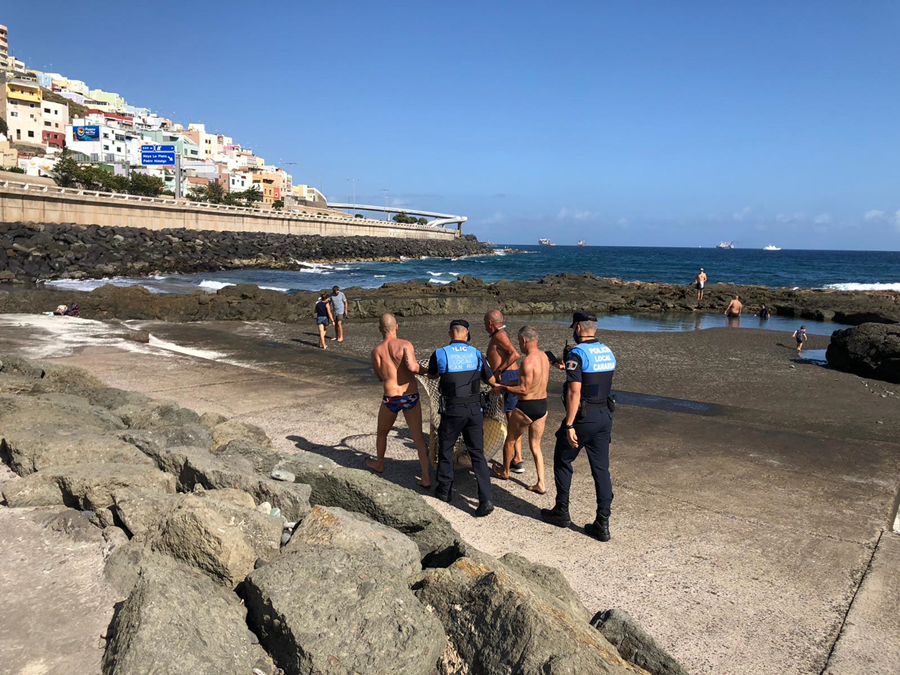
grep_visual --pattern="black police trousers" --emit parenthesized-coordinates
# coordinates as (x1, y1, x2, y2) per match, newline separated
(436, 402, 492, 504)
(553, 407, 613, 518)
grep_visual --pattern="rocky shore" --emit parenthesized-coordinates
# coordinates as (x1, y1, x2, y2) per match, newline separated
(1, 271, 898, 326)
(0, 221, 490, 281)
(0, 354, 685, 674)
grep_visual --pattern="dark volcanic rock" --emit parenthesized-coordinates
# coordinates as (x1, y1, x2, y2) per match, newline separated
(0, 220, 489, 283)
(593, 609, 689, 675)
(414, 557, 644, 675)
(826, 322, 900, 383)
(103, 561, 270, 675)
(244, 542, 446, 675)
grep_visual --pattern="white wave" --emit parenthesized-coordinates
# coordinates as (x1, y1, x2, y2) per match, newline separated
(198, 280, 236, 290)
(258, 286, 290, 292)
(42, 277, 167, 294)
(374, 274, 386, 278)
(428, 271, 444, 276)
(825, 282, 900, 292)
(448, 271, 461, 276)
(298, 268, 332, 274)
(428, 278, 453, 285)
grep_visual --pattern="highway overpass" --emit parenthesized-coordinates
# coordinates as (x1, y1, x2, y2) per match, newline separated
(327, 203, 467, 231)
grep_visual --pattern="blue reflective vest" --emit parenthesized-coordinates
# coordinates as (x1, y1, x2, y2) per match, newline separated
(434, 342, 484, 401)
(567, 340, 616, 404)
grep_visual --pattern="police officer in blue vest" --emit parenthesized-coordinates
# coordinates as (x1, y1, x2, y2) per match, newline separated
(427, 319, 498, 517)
(541, 310, 617, 541)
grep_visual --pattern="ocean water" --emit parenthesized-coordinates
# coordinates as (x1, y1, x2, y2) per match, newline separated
(43, 245, 900, 296)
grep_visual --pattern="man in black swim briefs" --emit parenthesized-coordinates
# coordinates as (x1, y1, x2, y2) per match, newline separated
(491, 325, 551, 494)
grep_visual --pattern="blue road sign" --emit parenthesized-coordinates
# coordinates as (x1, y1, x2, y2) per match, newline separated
(140, 144, 177, 166)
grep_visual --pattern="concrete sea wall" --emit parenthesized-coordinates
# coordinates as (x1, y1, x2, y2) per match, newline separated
(0, 179, 459, 240)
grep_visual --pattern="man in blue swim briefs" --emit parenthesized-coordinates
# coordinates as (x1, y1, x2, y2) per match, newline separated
(365, 313, 431, 487)
(484, 309, 525, 473)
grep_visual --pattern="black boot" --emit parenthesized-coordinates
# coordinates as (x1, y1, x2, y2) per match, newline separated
(474, 501, 494, 517)
(540, 504, 571, 528)
(585, 514, 610, 542)
(434, 486, 453, 503)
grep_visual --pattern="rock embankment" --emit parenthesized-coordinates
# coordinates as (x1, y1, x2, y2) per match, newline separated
(3, 271, 899, 326)
(0, 353, 688, 675)
(0, 221, 489, 281)
(827, 323, 900, 383)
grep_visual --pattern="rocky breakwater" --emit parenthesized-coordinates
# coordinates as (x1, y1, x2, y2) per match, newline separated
(0, 353, 689, 675)
(3, 270, 899, 327)
(827, 322, 900, 384)
(0, 221, 489, 282)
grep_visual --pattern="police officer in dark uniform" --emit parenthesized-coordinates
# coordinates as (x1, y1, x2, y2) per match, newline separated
(427, 319, 498, 517)
(541, 310, 617, 541)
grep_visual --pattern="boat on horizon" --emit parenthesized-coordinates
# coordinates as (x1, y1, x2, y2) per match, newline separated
(763, 244, 781, 251)
(716, 241, 735, 249)
(538, 238, 556, 246)
(577, 239, 586, 247)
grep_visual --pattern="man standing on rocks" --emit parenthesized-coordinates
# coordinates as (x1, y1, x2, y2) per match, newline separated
(694, 268, 707, 301)
(366, 313, 431, 488)
(484, 310, 524, 473)
(542, 311, 617, 541)
(406, 319, 497, 517)
(330, 286, 349, 342)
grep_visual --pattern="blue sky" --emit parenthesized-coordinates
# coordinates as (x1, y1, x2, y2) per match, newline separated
(5, 1, 899, 249)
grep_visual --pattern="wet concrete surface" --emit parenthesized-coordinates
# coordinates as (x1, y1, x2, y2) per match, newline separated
(1, 313, 899, 675)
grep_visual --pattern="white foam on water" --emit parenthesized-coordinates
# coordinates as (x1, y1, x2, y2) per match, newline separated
(42, 277, 168, 293)
(374, 275, 386, 278)
(198, 280, 236, 290)
(824, 282, 900, 292)
(428, 278, 453, 285)
(258, 286, 290, 292)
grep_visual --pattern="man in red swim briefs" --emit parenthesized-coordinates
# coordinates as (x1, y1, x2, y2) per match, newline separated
(366, 313, 431, 487)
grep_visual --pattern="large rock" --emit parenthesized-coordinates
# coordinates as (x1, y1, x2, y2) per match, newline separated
(103, 561, 270, 675)
(1, 423, 152, 475)
(278, 452, 463, 564)
(2, 462, 175, 509)
(592, 609, 690, 675)
(210, 418, 270, 451)
(142, 493, 282, 587)
(129, 441, 310, 520)
(115, 400, 201, 429)
(287, 505, 421, 576)
(414, 557, 647, 675)
(827, 322, 900, 384)
(244, 543, 446, 675)
(0, 392, 125, 432)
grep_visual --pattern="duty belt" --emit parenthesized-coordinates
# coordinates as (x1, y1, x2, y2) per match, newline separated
(443, 394, 481, 406)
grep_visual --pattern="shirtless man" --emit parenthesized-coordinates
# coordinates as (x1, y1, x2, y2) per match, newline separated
(490, 325, 550, 494)
(694, 268, 707, 301)
(724, 295, 743, 318)
(365, 313, 431, 487)
(484, 310, 525, 472)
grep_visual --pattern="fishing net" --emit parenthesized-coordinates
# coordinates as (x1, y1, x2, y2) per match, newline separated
(415, 359, 507, 468)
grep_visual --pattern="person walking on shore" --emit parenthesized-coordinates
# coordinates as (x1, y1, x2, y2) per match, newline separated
(542, 310, 617, 542)
(490, 325, 550, 494)
(407, 319, 498, 517)
(330, 286, 349, 342)
(793, 325, 808, 354)
(315, 292, 334, 349)
(366, 313, 431, 488)
(724, 295, 743, 318)
(694, 268, 707, 301)
(484, 310, 525, 473)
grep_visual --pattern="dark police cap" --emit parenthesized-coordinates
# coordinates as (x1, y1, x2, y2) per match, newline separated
(449, 319, 470, 330)
(570, 310, 597, 327)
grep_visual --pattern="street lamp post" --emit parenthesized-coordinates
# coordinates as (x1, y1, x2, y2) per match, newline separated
(347, 177, 360, 211)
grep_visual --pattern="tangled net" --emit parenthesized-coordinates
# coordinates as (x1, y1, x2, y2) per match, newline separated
(415, 359, 508, 468)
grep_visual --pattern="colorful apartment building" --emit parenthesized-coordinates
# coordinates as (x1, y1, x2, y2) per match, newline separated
(5, 79, 44, 145)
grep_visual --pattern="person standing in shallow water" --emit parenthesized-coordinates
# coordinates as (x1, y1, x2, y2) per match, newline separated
(366, 313, 431, 488)
(314, 292, 333, 349)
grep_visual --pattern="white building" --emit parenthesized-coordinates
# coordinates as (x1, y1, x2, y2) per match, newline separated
(66, 119, 149, 165)
(229, 171, 252, 192)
